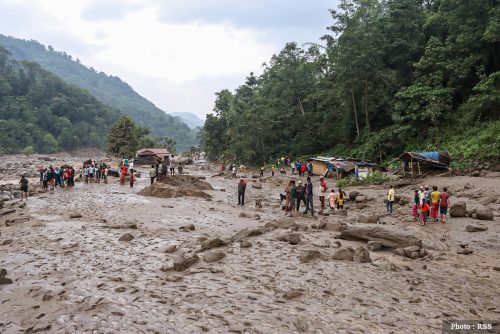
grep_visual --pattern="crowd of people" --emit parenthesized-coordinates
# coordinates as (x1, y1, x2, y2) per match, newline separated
(232, 159, 452, 226)
(148, 155, 184, 185)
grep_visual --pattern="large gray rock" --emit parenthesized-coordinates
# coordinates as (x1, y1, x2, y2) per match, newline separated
(353, 246, 371, 263)
(299, 250, 322, 263)
(331, 247, 354, 261)
(450, 201, 466, 217)
(170, 252, 200, 271)
(118, 233, 134, 241)
(203, 250, 226, 263)
(367, 241, 383, 252)
(231, 227, 266, 242)
(475, 208, 494, 221)
(201, 237, 227, 251)
(288, 233, 301, 245)
(339, 224, 422, 248)
(465, 224, 488, 232)
(349, 191, 360, 201)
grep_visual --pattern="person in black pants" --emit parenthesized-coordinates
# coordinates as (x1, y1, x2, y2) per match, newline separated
(296, 180, 307, 211)
(237, 178, 247, 205)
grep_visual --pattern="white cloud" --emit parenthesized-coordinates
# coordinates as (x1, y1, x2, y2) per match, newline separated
(0, 0, 335, 118)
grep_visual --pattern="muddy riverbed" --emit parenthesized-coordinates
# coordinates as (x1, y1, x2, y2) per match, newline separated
(1, 154, 499, 333)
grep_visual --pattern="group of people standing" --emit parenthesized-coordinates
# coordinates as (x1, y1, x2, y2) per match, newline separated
(82, 160, 109, 184)
(282, 176, 346, 216)
(39, 165, 76, 191)
(149, 155, 183, 185)
(412, 185, 450, 225)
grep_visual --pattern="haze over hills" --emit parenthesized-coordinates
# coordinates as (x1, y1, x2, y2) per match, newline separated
(170, 112, 204, 129)
(0, 34, 197, 151)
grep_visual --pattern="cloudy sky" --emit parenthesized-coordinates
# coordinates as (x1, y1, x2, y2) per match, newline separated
(0, 0, 336, 119)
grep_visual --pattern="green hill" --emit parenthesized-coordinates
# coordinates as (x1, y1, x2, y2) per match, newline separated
(0, 46, 121, 154)
(0, 34, 197, 151)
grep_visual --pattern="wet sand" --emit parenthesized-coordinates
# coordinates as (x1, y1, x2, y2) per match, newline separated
(1, 156, 499, 333)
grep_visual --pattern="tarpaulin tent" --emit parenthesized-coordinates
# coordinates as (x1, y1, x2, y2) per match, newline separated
(398, 151, 450, 175)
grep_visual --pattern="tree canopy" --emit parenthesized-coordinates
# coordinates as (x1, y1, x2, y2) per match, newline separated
(0, 47, 120, 154)
(201, 0, 500, 164)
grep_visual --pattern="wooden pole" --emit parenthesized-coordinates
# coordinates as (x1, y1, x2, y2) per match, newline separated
(410, 158, 413, 176)
(417, 160, 421, 175)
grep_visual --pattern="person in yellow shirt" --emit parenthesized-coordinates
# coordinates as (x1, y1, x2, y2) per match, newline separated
(430, 186, 440, 221)
(387, 185, 395, 214)
(271, 165, 275, 177)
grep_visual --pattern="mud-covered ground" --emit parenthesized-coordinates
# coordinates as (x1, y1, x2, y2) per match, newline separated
(1, 154, 499, 333)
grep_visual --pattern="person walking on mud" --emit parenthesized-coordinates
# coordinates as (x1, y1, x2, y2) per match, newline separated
(387, 185, 395, 214)
(149, 165, 156, 185)
(237, 178, 247, 205)
(288, 180, 297, 216)
(303, 177, 314, 215)
(169, 156, 176, 176)
(129, 170, 135, 187)
(260, 167, 264, 178)
(318, 176, 328, 213)
(19, 175, 29, 200)
(439, 187, 450, 224)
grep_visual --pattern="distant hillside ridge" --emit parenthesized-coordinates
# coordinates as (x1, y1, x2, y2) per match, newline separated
(0, 46, 121, 153)
(170, 112, 204, 129)
(0, 34, 197, 151)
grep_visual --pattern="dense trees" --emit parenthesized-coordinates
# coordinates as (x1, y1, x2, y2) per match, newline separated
(0, 47, 121, 154)
(201, 0, 500, 164)
(0, 34, 198, 151)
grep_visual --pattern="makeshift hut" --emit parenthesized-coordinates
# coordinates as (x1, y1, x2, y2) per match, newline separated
(398, 151, 450, 175)
(308, 157, 377, 178)
(135, 148, 171, 165)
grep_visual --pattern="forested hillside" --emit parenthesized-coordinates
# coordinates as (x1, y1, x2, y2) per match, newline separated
(0, 35, 197, 151)
(201, 0, 500, 165)
(0, 47, 121, 153)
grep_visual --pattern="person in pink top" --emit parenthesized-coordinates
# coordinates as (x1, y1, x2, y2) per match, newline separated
(327, 189, 337, 213)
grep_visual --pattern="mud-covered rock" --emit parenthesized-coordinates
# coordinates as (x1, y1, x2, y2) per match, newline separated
(118, 233, 134, 241)
(69, 213, 82, 219)
(465, 224, 488, 232)
(203, 250, 226, 263)
(331, 247, 354, 261)
(239, 239, 252, 248)
(299, 250, 322, 263)
(367, 241, 383, 251)
(475, 208, 494, 221)
(179, 224, 195, 232)
(353, 246, 371, 263)
(201, 237, 227, 251)
(450, 201, 466, 217)
(288, 233, 301, 245)
(349, 191, 360, 201)
(170, 252, 200, 271)
(231, 227, 266, 242)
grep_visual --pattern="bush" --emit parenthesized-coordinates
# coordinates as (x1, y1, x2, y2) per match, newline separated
(336, 171, 391, 188)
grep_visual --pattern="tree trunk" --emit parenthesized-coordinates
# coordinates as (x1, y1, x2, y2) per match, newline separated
(364, 80, 369, 130)
(297, 95, 305, 116)
(339, 224, 422, 248)
(351, 89, 360, 137)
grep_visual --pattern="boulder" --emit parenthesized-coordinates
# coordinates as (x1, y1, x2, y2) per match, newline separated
(201, 237, 227, 251)
(475, 208, 494, 221)
(288, 233, 301, 245)
(358, 215, 379, 224)
(0, 269, 13, 285)
(450, 201, 466, 217)
(0, 208, 16, 216)
(403, 246, 421, 257)
(349, 191, 360, 201)
(465, 225, 488, 232)
(353, 247, 371, 263)
(203, 251, 226, 263)
(69, 213, 82, 219)
(331, 247, 354, 261)
(179, 224, 195, 232)
(299, 250, 322, 263)
(5, 217, 30, 226)
(457, 248, 473, 255)
(367, 241, 382, 252)
(231, 227, 266, 242)
(339, 224, 422, 248)
(170, 252, 200, 271)
(118, 233, 134, 242)
(252, 183, 262, 189)
(239, 240, 252, 248)
(264, 222, 278, 229)
(276, 231, 291, 242)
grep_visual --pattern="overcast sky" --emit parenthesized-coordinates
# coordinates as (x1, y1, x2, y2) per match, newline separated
(0, 0, 336, 119)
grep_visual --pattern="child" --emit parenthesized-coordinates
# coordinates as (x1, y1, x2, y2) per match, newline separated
(327, 189, 337, 213)
(129, 170, 135, 188)
(412, 190, 419, 220)
(418, 200, 430, 226)
(337, 188, 345, 209)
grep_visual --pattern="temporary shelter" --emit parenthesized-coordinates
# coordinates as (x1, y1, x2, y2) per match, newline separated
(397, 151, 450, 175)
